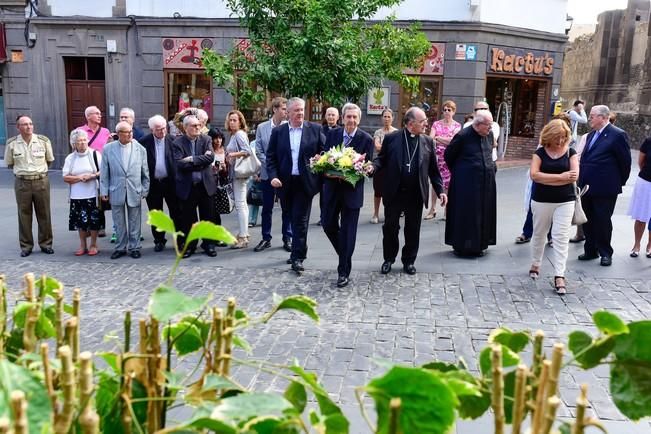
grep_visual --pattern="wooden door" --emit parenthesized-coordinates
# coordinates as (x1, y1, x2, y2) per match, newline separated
(64, 57, 106, 132)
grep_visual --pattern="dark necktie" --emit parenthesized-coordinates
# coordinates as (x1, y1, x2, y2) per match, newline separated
(587, 131, 600, 152)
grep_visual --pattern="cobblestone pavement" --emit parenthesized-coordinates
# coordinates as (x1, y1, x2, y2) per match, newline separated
(2, 259, 650, 433)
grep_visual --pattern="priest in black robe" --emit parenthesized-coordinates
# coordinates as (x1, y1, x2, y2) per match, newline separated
(444, 110, 497, 256)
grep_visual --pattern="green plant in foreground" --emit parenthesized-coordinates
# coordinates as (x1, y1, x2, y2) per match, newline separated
(0, 211, 650, 433)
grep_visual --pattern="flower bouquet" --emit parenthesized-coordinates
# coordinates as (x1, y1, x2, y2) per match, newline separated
(309, 145, 373, 186)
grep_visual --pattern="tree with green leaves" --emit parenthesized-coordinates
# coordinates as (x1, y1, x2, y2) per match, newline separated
(202, 0, 431, 109)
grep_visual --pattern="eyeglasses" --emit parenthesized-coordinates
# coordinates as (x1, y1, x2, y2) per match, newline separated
(474, 107, 488, 112)
(443, 108, 453, 112)
(187, 123, 201, 128)
(117, 130, 132, 134)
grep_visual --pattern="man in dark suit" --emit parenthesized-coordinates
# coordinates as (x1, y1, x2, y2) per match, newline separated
(373, 107, 447, 275)
(322, 103, 374, 287)
(267, 97, 326, 274)
(577, 104, 631, 266)
(142, 115, 179, 252)
(172, 114, 217, 258)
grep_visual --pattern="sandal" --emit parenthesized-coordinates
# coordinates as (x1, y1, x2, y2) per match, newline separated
(630, 249, 639, 258)
(74, 248, 87, 256)
(554, 276, 567, 295)
(646, 247, 651, 258)
(515, 235, 531, 244)
(424, 212, 436, 220)
(528, 266, 540, 280)
(88, 247, 99, 256)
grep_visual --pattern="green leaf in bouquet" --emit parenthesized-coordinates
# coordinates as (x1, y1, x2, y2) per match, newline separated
(479, 345, 521, 376)
(148, 285, 211, 323)
(593, 310, 629, 336)
(568, 331, 614, 369)
(610, 321, 651, 420)
(0, 359, 53, 434)
(488, 328, 530, 353)
(186, 221, 236, 246)
(147, 209, 177, 234)
(269, 294, 319, 323)
(365, 365, 457, 434)
(163, 320, 204, 356)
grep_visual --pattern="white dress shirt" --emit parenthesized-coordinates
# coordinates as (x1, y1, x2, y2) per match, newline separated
(289, 124, 303, 175)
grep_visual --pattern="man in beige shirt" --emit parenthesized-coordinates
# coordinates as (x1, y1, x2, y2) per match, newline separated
(4, 115, 55, 256)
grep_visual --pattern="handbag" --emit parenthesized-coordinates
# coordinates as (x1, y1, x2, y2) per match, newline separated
(233, 136, 261, 179)
(246, 180, 264, 206)
(215, 182, 235, 214)
(572, 183, 589, 225)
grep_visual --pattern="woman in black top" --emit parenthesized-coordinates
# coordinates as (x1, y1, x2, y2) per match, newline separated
(529, 119, 578, 294)
(627, 136, 651, 257)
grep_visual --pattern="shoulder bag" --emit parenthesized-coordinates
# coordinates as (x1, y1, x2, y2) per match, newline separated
(566, 150, 587, 225)
(233, 133, 261, 179)
(214, 175, 235, 215)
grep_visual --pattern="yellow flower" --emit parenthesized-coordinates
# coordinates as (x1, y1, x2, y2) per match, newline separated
(339, 156, 353, 168)
(318, 155, 328, 165)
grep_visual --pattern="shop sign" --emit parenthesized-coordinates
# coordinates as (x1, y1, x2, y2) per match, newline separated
(162, 38, 214, 69)
(404, 42, 445, 75)
(367, 87, 390, 115)
(488, 46, 554, 76)
(455, 44, 477, 61)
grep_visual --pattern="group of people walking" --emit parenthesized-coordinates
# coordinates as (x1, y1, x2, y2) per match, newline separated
(4, 97, 643, 293)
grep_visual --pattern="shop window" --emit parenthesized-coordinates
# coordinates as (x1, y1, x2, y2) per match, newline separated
(486, 77, 541, 138)
(165, 70, 212, 119)
(399, 77, 441, 131)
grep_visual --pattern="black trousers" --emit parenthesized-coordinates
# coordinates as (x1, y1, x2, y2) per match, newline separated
(582, 195, 617, 258)
(281, 176, 313, 261)
(178, 183, 214, 252)
(382, 187, 424, 265)
(322, 190, 361, 278)
(146, 177, 179, 244)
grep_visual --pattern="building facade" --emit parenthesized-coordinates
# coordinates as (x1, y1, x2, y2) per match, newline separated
(0, 0, 568, 167)
(561, 0, 651, 147)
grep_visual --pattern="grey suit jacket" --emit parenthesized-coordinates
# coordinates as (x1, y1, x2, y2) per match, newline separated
(100, 139, 150, 207)
(255, 119, 286, 180)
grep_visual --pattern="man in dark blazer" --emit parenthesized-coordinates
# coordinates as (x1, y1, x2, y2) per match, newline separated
(267, 97, 326, 274)
(577, 104, 631, 266)
(142, 115, 179, 252)
(373, 107, 447, 275)
(322, 103, 374, 287)
(172, 114, 217, 258)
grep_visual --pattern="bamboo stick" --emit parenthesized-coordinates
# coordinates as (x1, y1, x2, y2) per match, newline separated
(10, 390, 28, 434)
(491, 345, 505, 434)
(547, 343, 564, 400)
(79, 352, 100, 434)
(147, 318, 161, 433)
(72, 288, 81, 362)
(532, 360, 551, 434)
(511, 364, 528, 434)
(388, 398, 402, 434)
(64, 317, 79, 362)
(139, 319, 148, 354)
(22, 274, 39, 353)
(0, 417, 10, 434)
(212, 308, 224, 374)
(572, 384, 589, 434)
(40, 343, 56, 408)
(222, 299, 236, 376)
(54, 289, 64, 349)
(124, 311, 131, 353)
(23, 273, 35, 301)
(530, 330, 545, 404)
(122, 374, 134, 434)
(542, 396, 560, 434)
(54, 345, 75, 434)
(0, 275, 6, 358)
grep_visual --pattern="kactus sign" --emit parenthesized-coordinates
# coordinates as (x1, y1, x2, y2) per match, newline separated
(488, 46, 554, 76)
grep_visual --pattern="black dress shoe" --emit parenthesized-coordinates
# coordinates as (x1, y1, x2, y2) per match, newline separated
(20, 250, 32, 258)
(578, 253, 599, 261)
(204, 248, 217, 257)
(254, 240, 272, 252)
(569, 236, 585, 243)
(154, 242, 165, 252)
(110, 250, 127, 260)
(291, 260, 304, 273)
(182, 250, 195, 259)
(403, 263, 417, 275)
(286, 258, 293, 264)
(600, 256, 612, 266)
(336, 275, 349, 288)
(380, 261, 392, 274)
(41, 247, 54, 254)
(283, 240, 292, 252)
(130, 250, 141, 259)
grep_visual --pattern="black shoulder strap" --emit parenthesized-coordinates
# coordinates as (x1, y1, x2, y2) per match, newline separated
(87, 127, 102, 147)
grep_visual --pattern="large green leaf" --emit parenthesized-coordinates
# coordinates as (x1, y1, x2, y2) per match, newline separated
(488, 328, 530, 353)
(0, 359, 53, 434)
(593, 310, 629, 336)
(163, 320, 204, 356)
(148, 285, 211, 323)
(270, 294, 319, 323)
(202, 374, 243, 393)
(210, 392, 296, 426)
(478, 345, 521, 376)
(442, 370, 490, 420)
(568, 331, 615, 369)
(96, 371, 123, 434)
(186, 221, 236, 245)
(34, 275, 63, 299)
(284, 381, 307, 413)
(147, 209, 177, 234)
(11, 301, 36, 328)
(610, 321, 651, 420)
(365, 366, 457, 434)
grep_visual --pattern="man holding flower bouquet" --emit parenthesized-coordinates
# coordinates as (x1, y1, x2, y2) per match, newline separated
(373, 107, 447, 275)
(322, 103, 374, 288)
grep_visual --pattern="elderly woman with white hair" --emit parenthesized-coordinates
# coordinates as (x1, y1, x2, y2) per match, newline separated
(62, 129, 102, 256)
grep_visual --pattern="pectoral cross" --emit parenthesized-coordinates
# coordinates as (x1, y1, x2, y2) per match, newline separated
(406, 163, 411, 172)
